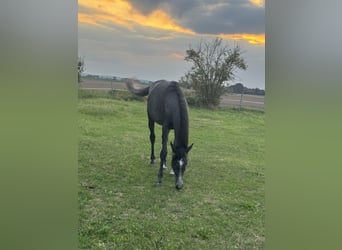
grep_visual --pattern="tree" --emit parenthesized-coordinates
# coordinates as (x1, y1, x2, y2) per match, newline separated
(78, 57, 85, 83)
(183, 38, 247, 107)
(233, 83, 245, 94)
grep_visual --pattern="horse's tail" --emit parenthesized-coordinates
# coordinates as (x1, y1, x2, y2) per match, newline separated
(125, 79, 149, 96)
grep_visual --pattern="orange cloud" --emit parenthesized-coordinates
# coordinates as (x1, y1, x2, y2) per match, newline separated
(219, 33, 265, 45)
(78, 0, 194, 35)
(144, 9, 195, 35)
(169, 53, 185, 60)
(249, 0, 264, 7)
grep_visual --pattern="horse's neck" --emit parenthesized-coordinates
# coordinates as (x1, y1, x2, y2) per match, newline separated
(172, 84, 189, 148)
(173, 114, 188, 148)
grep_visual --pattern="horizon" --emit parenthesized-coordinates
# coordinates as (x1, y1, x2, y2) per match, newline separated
(81, 72, 266, 91)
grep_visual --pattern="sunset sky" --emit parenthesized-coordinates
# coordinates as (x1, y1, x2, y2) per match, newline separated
(78, 0, 265, 89)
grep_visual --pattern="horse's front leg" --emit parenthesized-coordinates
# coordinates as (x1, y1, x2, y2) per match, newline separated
(157, 126, 169, 186)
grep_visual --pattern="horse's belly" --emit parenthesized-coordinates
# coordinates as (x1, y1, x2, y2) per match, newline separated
(154, 119, 174, 129)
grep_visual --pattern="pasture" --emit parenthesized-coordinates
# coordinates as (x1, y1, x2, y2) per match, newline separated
(78, 93, 265, 249)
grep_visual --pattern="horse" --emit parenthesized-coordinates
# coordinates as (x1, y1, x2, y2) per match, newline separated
(126, 79, 193, 189)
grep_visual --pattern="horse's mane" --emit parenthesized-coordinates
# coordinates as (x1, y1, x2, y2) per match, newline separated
(169, 81, 189, 148)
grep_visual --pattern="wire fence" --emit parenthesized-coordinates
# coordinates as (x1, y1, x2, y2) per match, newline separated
(220, 93, 264, 110)
(79, 79, 265, 111)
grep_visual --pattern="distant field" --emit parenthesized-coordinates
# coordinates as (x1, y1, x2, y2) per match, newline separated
(78, 96, 265, 249)
(79, 79, 128, 91)
(79, 78, 265, 110)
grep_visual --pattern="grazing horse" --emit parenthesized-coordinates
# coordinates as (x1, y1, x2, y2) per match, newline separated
(126, 79, 193, 189)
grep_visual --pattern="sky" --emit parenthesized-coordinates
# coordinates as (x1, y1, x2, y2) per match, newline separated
(78, 0, 265, 89)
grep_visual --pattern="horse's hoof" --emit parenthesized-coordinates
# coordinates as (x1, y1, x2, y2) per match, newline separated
(156, 182, 162, 187)
(169, 169, 175, 176)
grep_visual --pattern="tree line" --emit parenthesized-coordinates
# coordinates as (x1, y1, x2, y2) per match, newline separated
(225, 83, 265, 96)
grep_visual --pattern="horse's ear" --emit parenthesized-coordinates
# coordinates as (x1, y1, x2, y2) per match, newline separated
(186, 143, 193, 153)
(170, 142, 176, 152)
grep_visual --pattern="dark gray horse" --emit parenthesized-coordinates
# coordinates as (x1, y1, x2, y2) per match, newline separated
(126, 79, 193, 189)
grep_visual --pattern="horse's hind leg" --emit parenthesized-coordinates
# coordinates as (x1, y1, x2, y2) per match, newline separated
(148, 117, 156, 166)
(157, 126, 169, 186)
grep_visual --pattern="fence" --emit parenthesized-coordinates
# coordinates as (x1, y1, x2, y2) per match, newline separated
(220, 93, 264, 110)
(79, 79, 265, 111)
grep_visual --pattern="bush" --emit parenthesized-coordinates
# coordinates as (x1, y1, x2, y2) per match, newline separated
(108, 90, 145, 101)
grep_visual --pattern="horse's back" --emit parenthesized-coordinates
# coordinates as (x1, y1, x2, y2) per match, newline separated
(147, 80, 181, 126)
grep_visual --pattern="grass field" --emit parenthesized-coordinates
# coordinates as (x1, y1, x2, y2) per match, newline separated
(78, 94, 265, 249)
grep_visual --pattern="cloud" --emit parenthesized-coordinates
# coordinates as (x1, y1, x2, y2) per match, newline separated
(78, 0, 195, 35)
(78, 0, 265, 45)
(169, 53, 185, 60)
(128, 0, 199, 17)
(127, 0, 264, 34)
(250, 0, 264, 7)
(219, 33, 265, 45)
(180, 1, 264, 35)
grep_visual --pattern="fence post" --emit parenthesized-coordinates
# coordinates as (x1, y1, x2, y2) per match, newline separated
(239, 88, 244, 110)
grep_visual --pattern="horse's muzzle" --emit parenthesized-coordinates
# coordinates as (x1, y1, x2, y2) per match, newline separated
(175, 176, 183, 189)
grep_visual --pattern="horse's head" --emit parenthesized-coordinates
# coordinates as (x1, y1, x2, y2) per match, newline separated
(170, 142, 193, 189)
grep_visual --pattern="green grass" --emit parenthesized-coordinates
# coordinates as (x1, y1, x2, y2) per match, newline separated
(78, 97, 265, 249)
